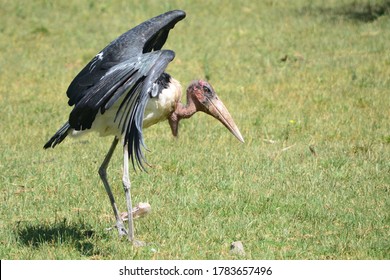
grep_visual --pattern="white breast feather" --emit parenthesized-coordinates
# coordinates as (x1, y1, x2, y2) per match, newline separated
(143, 78, 182, 128)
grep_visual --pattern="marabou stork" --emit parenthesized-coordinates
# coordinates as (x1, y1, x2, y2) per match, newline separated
(44, 10, 244, 244)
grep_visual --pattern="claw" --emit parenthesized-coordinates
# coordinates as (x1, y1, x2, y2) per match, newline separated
(117, 221, 128, 237)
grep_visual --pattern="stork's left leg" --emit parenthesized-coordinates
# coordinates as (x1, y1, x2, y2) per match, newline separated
(99, 137, 128, 237)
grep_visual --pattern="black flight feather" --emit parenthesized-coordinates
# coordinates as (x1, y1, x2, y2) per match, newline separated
(44, 10, 186, 170)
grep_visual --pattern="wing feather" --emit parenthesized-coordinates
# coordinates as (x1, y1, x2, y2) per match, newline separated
(64, 10, 185, 169)
(66, 10, 185, 106)
(69, 50, 175, 169)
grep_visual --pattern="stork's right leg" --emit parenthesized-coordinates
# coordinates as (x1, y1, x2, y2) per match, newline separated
(122, 143, 145, 246)
(98, 136, 127, 237)
(122, 143, 135, 242)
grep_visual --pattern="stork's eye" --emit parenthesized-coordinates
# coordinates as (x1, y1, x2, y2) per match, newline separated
(202, 85, 211, 93)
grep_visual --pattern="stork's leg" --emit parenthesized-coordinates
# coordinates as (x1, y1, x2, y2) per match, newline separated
(122, 143, 135, 242)
(98, 137, 127, 237)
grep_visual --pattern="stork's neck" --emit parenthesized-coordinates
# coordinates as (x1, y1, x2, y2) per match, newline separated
(168, 90, 197, 137)
(176, 96, 197, 119)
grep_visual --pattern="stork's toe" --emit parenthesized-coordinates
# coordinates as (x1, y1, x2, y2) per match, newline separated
(116, 222, 128, 237)
(132, 239, 146, 247)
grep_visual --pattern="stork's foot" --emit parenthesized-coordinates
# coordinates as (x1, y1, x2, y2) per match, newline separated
(132, 239, 146, 247)
(106, 203, 151, 240)
(116, 221, 128, 237)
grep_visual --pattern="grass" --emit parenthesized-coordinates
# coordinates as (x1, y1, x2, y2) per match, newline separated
(0, 0, 389, 259)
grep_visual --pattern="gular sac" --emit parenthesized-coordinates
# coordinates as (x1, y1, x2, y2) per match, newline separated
(168, 111, 180, 137)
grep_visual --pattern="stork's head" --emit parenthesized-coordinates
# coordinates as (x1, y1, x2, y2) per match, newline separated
(169, 80, 244, 143)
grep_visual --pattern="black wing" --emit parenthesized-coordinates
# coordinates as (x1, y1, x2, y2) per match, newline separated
(67, 10, 185, 106)
(66, 10, 186, 169)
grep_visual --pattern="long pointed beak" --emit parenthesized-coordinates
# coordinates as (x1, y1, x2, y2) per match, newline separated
(204, 94, 245, 143)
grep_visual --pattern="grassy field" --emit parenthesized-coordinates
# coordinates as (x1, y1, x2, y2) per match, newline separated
(0, 0, 389, 259)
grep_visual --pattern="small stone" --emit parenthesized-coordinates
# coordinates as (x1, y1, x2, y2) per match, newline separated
(230, 241, 245, 256)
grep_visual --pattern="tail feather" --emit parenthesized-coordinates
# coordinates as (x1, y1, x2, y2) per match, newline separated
(44, 122, 71, 149)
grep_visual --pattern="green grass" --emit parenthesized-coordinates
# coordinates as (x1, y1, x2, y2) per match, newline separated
(1, 0, 389, 259)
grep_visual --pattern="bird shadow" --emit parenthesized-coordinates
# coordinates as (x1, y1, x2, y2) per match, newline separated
(300, 1, 390, 22)
(14, 218, 100, 257)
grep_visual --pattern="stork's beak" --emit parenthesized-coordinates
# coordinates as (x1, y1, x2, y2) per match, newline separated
(204, 94, 245, 143)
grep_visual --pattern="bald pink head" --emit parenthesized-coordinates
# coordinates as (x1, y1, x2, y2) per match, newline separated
(168, 80, 244, 143)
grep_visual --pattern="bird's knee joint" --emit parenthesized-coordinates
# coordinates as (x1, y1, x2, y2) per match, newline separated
(98, 167, 107, 177)
(122, 179, 131, 191)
